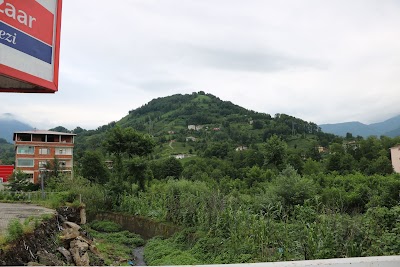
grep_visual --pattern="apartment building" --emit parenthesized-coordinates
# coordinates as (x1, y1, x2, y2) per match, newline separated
(13, 130, 76, 183)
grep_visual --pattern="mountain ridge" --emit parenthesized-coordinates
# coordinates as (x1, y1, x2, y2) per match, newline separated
(0, 114, 33, 143)
(319, 115, 400, 137)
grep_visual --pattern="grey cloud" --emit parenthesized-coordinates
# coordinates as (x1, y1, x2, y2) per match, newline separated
(137, 79, 188, 92)
(181, 45, 328, 73)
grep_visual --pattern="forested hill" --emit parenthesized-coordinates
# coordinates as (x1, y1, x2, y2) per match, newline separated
(119, 91, 320, 137)
(73, 91, 336, 159)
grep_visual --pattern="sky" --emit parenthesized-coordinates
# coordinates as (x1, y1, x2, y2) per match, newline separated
(1, 0, 400, 130)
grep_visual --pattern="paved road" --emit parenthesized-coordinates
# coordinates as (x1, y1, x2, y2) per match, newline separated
(0, 203, 55, 234)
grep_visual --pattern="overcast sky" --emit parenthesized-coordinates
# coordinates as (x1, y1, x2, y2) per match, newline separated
(1, 0, 400, 130)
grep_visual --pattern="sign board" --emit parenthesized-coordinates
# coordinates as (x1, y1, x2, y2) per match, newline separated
(0, 0, 62, 93)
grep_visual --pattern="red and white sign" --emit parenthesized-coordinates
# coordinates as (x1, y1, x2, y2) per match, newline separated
(0, 0, 62, 93)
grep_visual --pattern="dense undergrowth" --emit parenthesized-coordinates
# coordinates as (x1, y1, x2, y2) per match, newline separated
(52, 167, 400, 265)
(85, 220, 144, 265)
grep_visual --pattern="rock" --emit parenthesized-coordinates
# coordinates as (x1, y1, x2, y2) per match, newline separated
(70, 246, 90, 266)
(70, 239, 89, 253)
(57, 247, 72, 263)
(60, 227, 80, 240)
(76, 234, 93, 245)
(80, 252, 90, 266)
(57, 206, 80, 224)
(37, 250, 64, 266)
(63, 221, 81, 231)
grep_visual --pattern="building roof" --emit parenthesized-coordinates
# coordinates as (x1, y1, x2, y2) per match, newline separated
(14, 130, 76, 136)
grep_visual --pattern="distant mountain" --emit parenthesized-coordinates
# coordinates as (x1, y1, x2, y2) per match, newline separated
(0, 113, 33, 143)
(319, 115, 400, 137)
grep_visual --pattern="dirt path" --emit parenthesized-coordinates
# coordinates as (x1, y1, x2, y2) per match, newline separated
(0, 203, 55, 234)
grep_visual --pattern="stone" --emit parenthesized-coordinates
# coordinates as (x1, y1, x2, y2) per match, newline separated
(57, 247, 72, 263)
(37, 250, 64, 266)
(60, 227, 80, 240)
(70, 246, 90, 266)
(70, 240, 89, 254)
(63, 221, 81, 231)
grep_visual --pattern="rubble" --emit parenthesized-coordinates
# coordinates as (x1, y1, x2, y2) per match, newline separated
(0, 205, 105, 266)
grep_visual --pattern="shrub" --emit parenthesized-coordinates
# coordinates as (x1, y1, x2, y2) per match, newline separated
(90, 220, 122, 232)
(6, 219, 24, 242)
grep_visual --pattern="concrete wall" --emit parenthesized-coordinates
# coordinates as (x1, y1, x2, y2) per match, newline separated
(94, 212, 181, 240)
(206, 256, 400, 267)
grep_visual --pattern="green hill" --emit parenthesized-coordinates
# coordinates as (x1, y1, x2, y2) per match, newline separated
(74, 92, 335, 159)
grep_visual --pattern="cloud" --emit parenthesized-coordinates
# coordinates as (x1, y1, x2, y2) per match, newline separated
(179, 45, 327, 73)
(1, 0, 400, 130)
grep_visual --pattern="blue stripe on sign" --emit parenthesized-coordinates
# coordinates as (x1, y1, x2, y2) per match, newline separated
(0, 21, 52, 64)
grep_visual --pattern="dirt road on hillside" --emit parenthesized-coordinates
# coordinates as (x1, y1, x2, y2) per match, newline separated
(0, 203, 55, 234)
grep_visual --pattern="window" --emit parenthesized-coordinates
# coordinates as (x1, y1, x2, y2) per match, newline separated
(38, 161, 48, 168)
(17, 159, 34, 167)
(55, 148, 72, 155)
(39, 148, 50, 155)
(17, 146, 34, 154)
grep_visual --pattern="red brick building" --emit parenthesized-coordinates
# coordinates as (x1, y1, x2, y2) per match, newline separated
(13, 130, 76, 183)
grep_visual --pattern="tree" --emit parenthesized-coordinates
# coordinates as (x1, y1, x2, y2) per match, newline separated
(303, 158, 323, 176)
(151, 157, 183, 180)
(104, 125, 155, 191)
(104, 126, 155, 173)
(273, 166, 317, 207)
(6, 170, 38, 191)
(263, 135, 287, 170)
(80, 151, 110, 184)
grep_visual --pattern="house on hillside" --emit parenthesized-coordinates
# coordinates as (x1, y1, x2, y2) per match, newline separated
(188, 125, 203, 131)
(318, 146, 328, 153)
(390, 145, 400, 173)
(13, 130, 76, 183)
(186, 136, 197, 142)
(235, 146, 248, 151)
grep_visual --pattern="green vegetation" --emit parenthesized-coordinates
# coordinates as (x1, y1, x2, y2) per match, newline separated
(86, 221, 144, 265)
(0, 138, 14, 164)
(90, 220, 122, 233)
(0, 214, 54, 249)
(3, 92, 400, 264)
(5, 219, 23, 242)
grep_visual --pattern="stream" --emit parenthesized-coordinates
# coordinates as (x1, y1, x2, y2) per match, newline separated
(132, 246, 146, 266)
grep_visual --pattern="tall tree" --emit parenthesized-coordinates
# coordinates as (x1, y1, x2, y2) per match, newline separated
(80, 151, 110, 184)
(104, 125, 155, 191)
(263, 134, 287, 170)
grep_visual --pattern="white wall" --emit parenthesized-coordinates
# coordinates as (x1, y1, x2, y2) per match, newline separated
(182, 256, 400, 267)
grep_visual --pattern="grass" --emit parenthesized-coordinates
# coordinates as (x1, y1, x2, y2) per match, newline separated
(0, 213, 54, 250)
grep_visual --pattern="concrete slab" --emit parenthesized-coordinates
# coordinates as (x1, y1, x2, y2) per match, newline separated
(0, 202, 55, 234)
